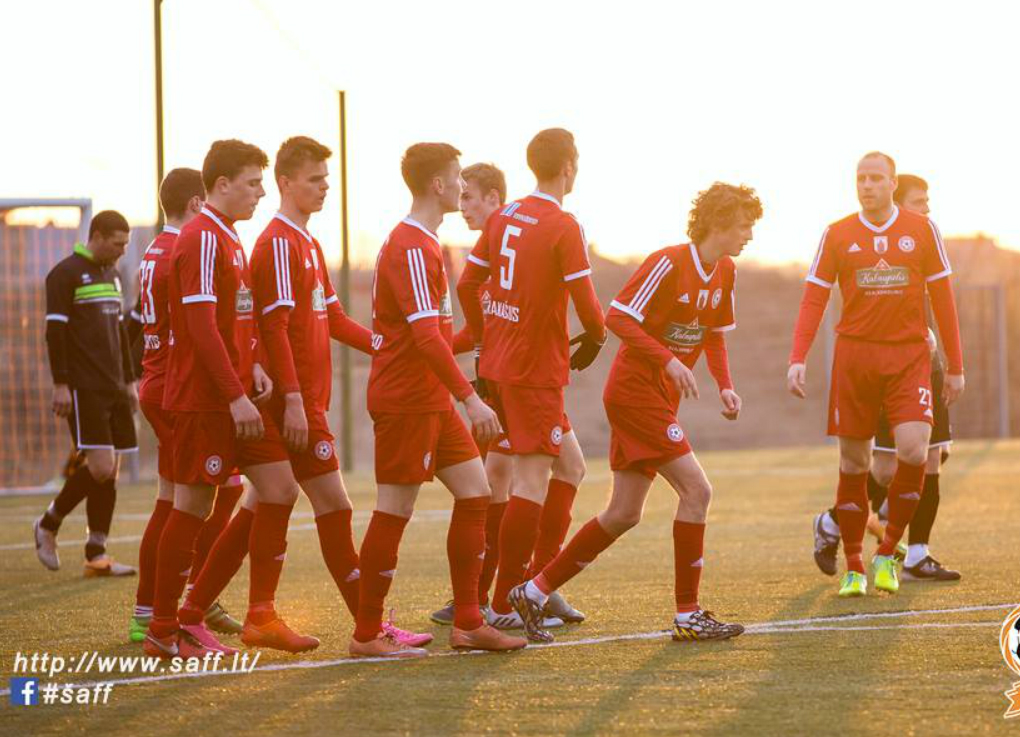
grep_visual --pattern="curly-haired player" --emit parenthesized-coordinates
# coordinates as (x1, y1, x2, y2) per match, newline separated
(509, 183, 762, 643)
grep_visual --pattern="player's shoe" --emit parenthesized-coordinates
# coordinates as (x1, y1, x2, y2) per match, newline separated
(901, 555, 961, 582)
(83, 556, 137, 577)
(204, 602, 243, 635)
(872, 554, 899, 593)
(544, 591, 585, 623)
(382, 609, 433, 647)
(143, 628, 218, 660)
(450, 624, 527, 651)
(432, 601, 492, 626)
(487, 606, 564, 631)
(181, 622, 238, 655)
(893, 541, 908, 564)
(348, 632, 429, 659)
(507, 583, 554, 643)
(671, 610, 744, 642)
(812, 512, 839, 576)
(241, 615, 320, 653)
(837, 570, 867, 597)
(129, 615, 150, 643)
(33, 518, 60, 571)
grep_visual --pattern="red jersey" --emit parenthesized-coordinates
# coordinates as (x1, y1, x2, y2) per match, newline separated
(604, 244, 736, 408)
(368, 218, 457, 413)
(163, 206, 256, 412)
(136, 226, 178, 405)
(806, 207, 952, 343)
(251, 214, 340, 413)
(469, 191, 593, 388)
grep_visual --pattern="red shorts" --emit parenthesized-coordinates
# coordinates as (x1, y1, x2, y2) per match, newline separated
(372, 407, 479, 485)
(605, 401, 691, 479)
(269, 403, 340, 482)
(489, 382, 571, 456)
(141, 401, 174, 482)
(828, 337, 934, 439)
(171, 408, 288, 487)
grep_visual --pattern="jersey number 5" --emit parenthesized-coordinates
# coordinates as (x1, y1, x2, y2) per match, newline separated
(500, 225, 522, 290)
(139, 260, 157, 324)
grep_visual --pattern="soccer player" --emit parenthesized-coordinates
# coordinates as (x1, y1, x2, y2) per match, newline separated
(349, 142, 526, 658)
(430, 162, 577, 628)
(508, 183, 760, 643)
(35, 210, 138, 578)
(177, 136, 430, 650)
(457, 129, 606, 629)
(145, 139, 295, 659)
(789, 152, 965, 598)
(811, 174, 959, 582)
(128, 168, 245, 643)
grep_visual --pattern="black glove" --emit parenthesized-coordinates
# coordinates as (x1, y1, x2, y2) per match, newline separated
(472, 347, 489, 399)
(569, 332, 605, 371)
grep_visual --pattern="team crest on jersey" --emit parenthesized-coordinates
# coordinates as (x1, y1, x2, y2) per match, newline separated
(711, 289, 722, 309)
(667, 423, 684, 443)
(205, 455, 223, 476)
(856, 259, 909, 289)
(311, 284, 326, 312)
(235, 286, 254, 313)
(423, 451, 432, 470)
(898, 236, 916, 253)
(314, 440, 334, 460)
(696, 290, 710, 310)
(550, 426, 563, 446)
(439, 290, 453, 318)
(873, 236, 888, 254)
(664, 319, 705, 350)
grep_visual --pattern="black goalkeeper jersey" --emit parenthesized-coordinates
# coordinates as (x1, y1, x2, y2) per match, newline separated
(45, 243, 134, 393)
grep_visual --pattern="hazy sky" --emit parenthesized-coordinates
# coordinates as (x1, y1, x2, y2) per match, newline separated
(3, 0, 1018, 266)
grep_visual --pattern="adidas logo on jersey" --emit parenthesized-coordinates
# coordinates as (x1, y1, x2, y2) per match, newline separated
(678, 293, 690, 303)
(848, 243, 861, 253)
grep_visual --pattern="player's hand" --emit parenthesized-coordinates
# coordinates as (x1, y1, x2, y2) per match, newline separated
(251, 363, 273, 405)
(569, 332, 605, 371)
(666, 358, 699, 400)
(943, 373, 965, 405)
(787, 363, 807, 399)
(464, 392, 501, 445)
(52, 384, 72, 418)
(720, 389, 741, 420)
(230, 394, 264, 441)
(126, 381, 140, 414)
(282, 392, 309, 451)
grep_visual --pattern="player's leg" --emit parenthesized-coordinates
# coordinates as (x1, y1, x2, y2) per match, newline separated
(436, 453, 526, 652)
(530, 426, 587, 623)
(302, 470, 360, 614)
(236, 460, 319, 652)
(835, 436, 872, 597)
(658, 453, 743, 642)
(511, 468, 652, 642)
(131, 473, 173, 642)
(188, 476, 244, 599)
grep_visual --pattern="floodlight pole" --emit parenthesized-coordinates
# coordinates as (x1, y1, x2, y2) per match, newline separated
(154, 0, 165, 229)
(339, 90, 353, 471)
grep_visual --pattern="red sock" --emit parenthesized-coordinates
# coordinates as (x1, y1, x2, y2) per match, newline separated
(247, 502, 294, 623)
(151, 509, 204, 637)
(315, 509, 361, 618)
(534, 516, 616, 594)
(179, 506, 253, 625)
(877, 460, 925, 556)
(835, 471, 869, 574)
(136, 498, 172, 610)
(526, 479, 578, 578)
(491, 496, 544, 614)
(448, 496, 488, 630)
(354, 511, 409, 643)
(189, 483, 243, 585)
(478, 501, 507, 606)
(673, 520, 706, 613)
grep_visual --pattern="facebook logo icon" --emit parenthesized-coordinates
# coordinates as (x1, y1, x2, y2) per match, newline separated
(9, 678, 39, 706)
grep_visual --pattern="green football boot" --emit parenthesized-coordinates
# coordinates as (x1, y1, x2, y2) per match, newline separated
(873, 554, 899, 593)
(838, 570, 867, 597)
(129, 614, 150, 643)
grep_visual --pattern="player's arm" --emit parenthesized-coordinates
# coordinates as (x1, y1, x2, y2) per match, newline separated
(606, 251, 697, 399)
(254, 237, 306, 449)
(44, 265, 73, 417)
(317, 243, 373, 354)
(398, 246, 500, 442)
(788, 228, 836, 398)
(178, 233, 262, 439)
(456, 231, 492, 345)
(118, 315, 139, 412)
(922, 219, 965, 403)
(558, 220, 607, 369)
(703, 331, 740, 419)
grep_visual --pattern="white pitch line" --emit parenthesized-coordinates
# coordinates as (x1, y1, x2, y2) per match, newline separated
(0, 510, 453, 552)
(1, 602, 1013, 696)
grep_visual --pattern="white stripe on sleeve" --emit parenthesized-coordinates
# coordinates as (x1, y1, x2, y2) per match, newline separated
(806, 227, 833, 288)
(627, 256, 672, 315)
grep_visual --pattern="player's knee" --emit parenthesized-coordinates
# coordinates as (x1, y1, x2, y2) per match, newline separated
(87, 458, 117, 483)
(871, 462, 895, 488)
(553, 453, 585, 487)
(687, 479, 713, 515)
(897, 444, 928, 468)
(602, 507, 641, 535)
